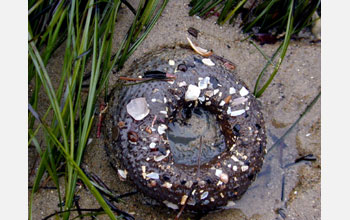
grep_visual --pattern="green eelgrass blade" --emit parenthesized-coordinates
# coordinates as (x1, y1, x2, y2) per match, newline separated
(28, 107, 118, 220)
(255, 0, 294, 98)
(267, 91, 321, 154)
(253, 42, 283, 95)
(242, 0, 279, 32)
(198, 0, 224, 17)
(249, 40, 275, 66)
(220, 0, 248, 25)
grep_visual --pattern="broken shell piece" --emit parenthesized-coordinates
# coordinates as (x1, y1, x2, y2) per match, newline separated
(232, 97, 248, 106)
(219, 100, 226, 106)
(163, 200, 179, 210)
(186, 37, 213, 57)
(154, 150, 170, 162)
(146, 172, 159, 180)
(157, 124, 168, 135)
(205, 90, 214, 97)
(202, 58, 215, 66)
(239, 87, 249, 96)
(229, 87, 236, 94)
(185, 84, 201, 101)
(198, 76, 211, 89)
(200, 191, 209, 200)
(230, 109, 245, 117)
(168, 59, 175, 66)
(178, 81, 187, 87)
(126, 97, 150, 120)
(215, 169, 223, 177)
(181, 195, 188, 205)
(220, 173, 229, 184)
(162, 182, 173, 189)
(149, 142, 156, 149)
(241, 165, 249, 172)
(117, 169, 127, 180)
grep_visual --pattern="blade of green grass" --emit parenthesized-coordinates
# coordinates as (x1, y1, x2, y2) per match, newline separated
(220, 0, 247, 25)
(255, 0, 294, 98)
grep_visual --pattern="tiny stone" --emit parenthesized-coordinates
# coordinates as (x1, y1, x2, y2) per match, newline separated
(149, 142, 156, 149)
(146, 172, 159, 180)
(229, 87, 236, 94)
(168, 60, 175, 66)
(215, 169, 223, 177)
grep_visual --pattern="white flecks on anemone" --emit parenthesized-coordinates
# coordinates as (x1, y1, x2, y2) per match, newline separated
(185, 84, 201, 101)
(202, 58, 215, 66)
(198, 96, 205, 102)
(232, 165, 238, 171)
(220, 173, 229, 184)
(198, 76, 211, 89)
(178, 81, 187, 87)
(163, 200, 179, 210)
(239, 87, 249, 96)
(241, 165, 249, 172)
(154, 150, 170, 162)
(162, 182, 173, 189)
(213, 89, 219, 95)
(117, 169, 127, 179)
(229, 87, 236, 94)
(168, 59, 175, 66)
(205, 90, 214, 97)
(146, 172, 159, 180)
(230, 109, 245, 117)
(149, 142, 156, 149)
(232, 97, 248, 106)
(215, 169, 223, 177)
(200, 191, 209, 200)
(160, 110, 167, 115)
(219, 100, 226, 106)
(126, 97, 150, 120)
(157, 124, 168, 135)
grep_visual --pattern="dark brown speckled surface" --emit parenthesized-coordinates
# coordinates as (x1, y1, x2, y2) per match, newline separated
(106, 47, 266, 211)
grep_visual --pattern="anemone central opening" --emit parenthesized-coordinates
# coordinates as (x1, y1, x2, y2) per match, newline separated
(167, 107, 225, 166)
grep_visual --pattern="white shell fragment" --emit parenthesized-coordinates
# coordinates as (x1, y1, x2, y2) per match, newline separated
(198, 76, 211, 89)
(229, 87, 236, 94)
(163, 200, 179, 210)
(126, 97, 150, 120)
(157, 124, 168, 135)
(239, 87, 249, 96)
(185, 84, 201, 101)
(241, 165, 249, 172)
(200, 191, 209, 200)
(232, 97, 248, 106)
(117, 169, 127, 179)
(154, 150, 170, 162)
(202, 58, 215, 66)
(219, 100, 226, 106)
(146, 172, 159, 179)
(230, 109, 246, 117)
(178, 81, 187, 87)
(168, 59, 175, 66)
(162, 182, 173, 189)
(149, 142, 156, 149)
(220, 173, 229, 184)
(186, 37, 213, 57)
(215, 169, 223, 177)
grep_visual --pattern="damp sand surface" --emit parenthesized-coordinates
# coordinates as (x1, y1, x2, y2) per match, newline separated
(29, 0, 320, 219)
